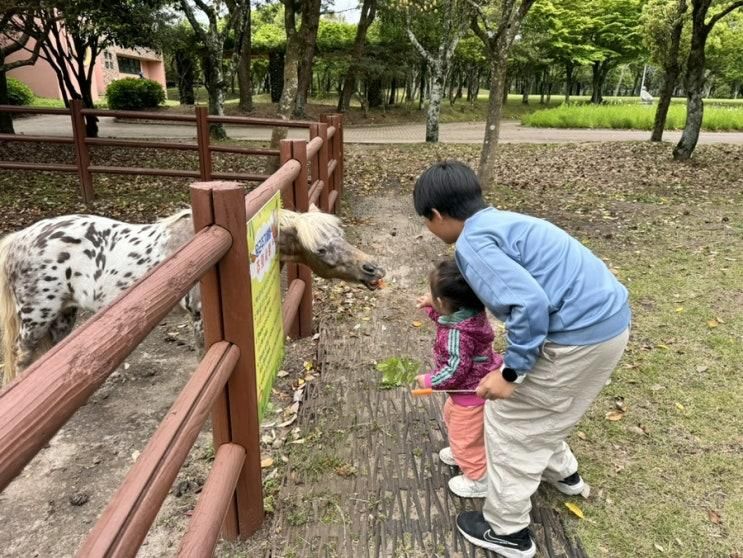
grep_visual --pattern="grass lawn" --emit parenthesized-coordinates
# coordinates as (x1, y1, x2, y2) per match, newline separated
(0, 140, 741, 556)
(523, 102, 743, 131)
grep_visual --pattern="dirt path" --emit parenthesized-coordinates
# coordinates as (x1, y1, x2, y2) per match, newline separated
(260, 171, 585, 557)
(12, 115, 743, 145)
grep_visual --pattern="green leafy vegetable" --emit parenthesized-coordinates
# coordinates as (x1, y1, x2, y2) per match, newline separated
(377, 357, 420, 389)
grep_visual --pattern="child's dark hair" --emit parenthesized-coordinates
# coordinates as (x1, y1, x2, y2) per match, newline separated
(413, 160, 487, 220)
(430, 260, 484, 312)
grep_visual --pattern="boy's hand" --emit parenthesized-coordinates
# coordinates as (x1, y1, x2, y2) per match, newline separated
(416, 293, 433, 308)
(415, 374, 426, 388)
(476, 370, 515, 400)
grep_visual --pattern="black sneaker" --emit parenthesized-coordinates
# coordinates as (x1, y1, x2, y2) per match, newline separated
(456, 511, 536, 558)
(547, 471, 586, 496)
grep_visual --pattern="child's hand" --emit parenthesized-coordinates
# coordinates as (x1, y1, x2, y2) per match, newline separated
(416, 293, 433, 308)
(415, 374, 426, 388)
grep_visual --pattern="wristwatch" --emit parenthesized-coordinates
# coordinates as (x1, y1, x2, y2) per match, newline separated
(502, 367, 525, 384)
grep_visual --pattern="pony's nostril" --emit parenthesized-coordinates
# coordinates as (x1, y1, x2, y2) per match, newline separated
(362, 263, 377, 274)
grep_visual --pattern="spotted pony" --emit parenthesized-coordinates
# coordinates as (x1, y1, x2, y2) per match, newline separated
(0, 206, 385, 384)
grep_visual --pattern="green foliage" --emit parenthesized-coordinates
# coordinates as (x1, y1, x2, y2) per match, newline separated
(6, 78, 34, 106)
(106, 78, 165, 110)
(522, 102, 743, 130)
(376, 357, 420, 389)
(317, 20, 356, 52)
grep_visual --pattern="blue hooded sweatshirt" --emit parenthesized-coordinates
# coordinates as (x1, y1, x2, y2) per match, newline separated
(455, 207, 630, 374)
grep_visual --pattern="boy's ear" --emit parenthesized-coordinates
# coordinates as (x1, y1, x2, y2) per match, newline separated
(431, 209, 443, 221)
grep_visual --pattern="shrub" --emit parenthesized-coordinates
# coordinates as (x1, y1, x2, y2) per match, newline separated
(6, 78, 34, 106)
(106, 77, 165, 110)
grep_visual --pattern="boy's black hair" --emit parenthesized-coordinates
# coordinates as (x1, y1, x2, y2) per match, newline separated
(413, 160, 487, 220)
(430, 259, 484, 312)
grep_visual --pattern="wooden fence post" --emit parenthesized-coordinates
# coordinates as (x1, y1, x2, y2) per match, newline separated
(288, 139, 313, 338)
(336, 114, 344, 200)
(310, 122, 330, 212)
(70, 99, 94, 204)
(191, 181, 264, 539)
(279, 141, 300, 339)
(195, 107, 213, 180)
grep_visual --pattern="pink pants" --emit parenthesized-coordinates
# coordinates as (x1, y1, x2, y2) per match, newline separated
(443, 398, 486, 480)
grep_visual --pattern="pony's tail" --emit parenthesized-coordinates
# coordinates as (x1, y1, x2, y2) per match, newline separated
(0, 233, 19, 386)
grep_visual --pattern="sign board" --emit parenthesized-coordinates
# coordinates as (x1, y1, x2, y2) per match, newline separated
(247, 192, 284, 417)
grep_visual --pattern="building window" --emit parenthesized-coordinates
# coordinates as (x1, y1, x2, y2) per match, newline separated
(117, 56, 142, 75)
(104, 51, 114, 70)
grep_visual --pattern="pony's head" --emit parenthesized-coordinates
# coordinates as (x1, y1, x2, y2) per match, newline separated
(279, 206, 385, 289)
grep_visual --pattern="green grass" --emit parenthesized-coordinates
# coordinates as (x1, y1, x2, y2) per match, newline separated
(522, 102, 743, 131)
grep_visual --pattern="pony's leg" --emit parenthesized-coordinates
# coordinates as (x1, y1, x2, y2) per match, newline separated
(49, 307, 78, 344)
(15, 298, 67, 372)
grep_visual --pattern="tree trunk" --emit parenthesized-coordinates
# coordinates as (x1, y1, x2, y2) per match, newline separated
(426, 63, 445, 142)
(237, 5, 253, 112)
(591, 61, 608, 104)
(521, 75, 530, 104)
(652, 0, 687, 142)
(295, 0, 321, 117)
(269, 51, 284, 102)
(389, 77, 397, 105)
(367, 78, 383, 108)
(613, 65, 626, 97)
(201, 39, 227, 139)
(478, 46, 509, 188)
(0, 68, 14, 134)
(338, 0, 376, 112)
(419, 61, 426, 110)
(175, 50, 196, 105)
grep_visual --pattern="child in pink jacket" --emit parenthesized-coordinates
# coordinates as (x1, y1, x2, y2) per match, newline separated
(416, 259, 503, 498)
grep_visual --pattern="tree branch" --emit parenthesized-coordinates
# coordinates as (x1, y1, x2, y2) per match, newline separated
(179, 0, 209, 42)
(406, 12, 433, 64)
(705, 0, 743, 32)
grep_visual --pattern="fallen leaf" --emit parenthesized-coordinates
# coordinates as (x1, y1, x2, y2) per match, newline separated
(695, 365, 709, 373)
(131, 450, 140, 462)
(614, 397, 627, 412)
(565, 502, 585, 519)
(707, 319, 719, 328)
(715, 316, 725, 324)
(412, 320, 423, 328)
(605, 410, 625, 421)
(707, 509, 721, 524)
(277, 370, 289, 378)
(675, 307, 684, 313)
(654, 543, 665, 552)
(577, 431, 588, 441)
(656, 344, 670, 350)
(675, 402, 685, 412)
(261, 457, 274, 468)
(628, 425, 648, 436)
(303, 361, 313, 371)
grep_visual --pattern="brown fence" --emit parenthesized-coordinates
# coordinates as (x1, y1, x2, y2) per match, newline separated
(0, 114, 342, 554)
(0, 99, 344, 210)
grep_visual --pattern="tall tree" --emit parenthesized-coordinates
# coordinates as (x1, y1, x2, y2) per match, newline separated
(404, 0, 473, 142)
(642, 0, 689, 141)
(0, 3, 48, 134)
(161, 21, 199, 105)
(295, 0, 322, 116)
(673, 0, 743, 160)
(233, 1, 253, 112)
(338, 0, 377, 112)
(179, 0, 250, 139)
(29, 0, 165, 137)
(470, 0, 535, 188)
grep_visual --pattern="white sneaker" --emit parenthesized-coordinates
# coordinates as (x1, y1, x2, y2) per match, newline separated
(545, 472, 586, 496)
(439, 446, 457, 466)
(448, 474, 488, 498)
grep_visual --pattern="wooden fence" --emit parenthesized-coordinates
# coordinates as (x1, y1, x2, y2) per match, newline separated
(0, 99, 344, 210)
(0, 112, 343, 555)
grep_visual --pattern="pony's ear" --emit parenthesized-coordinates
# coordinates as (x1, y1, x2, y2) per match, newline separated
(308, 203, 321, 213)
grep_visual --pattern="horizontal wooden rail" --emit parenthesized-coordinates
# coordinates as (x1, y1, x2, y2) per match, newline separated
(85, 137, 199, 151)
(0, 161, 77, 172)
(0, 133, 73, 144)
(0, 104, 70, 115)
(328, 159, 337, 178)
(210, 145, 280, 157)
(308, 179, 323, 207)
(306, 136, 323, 159)
(282, 279, 306, 334)
(211, 171, 271, 182)
(207, 115, 312, 128)
(0, 225, 232, 492)
(87, 165, 201, 178)
(177, 443, 246, 558)
(244, 159, 302, 218)
(80, 108, 197, 122)
(77, 342, 240, 558)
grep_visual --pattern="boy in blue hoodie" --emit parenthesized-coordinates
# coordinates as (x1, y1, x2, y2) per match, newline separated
(413, 161, 630, 558)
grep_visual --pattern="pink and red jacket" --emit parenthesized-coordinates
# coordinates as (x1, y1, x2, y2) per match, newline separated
(421, 307, 503, 407)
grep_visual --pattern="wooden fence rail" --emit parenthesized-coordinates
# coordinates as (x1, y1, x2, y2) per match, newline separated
(0, 110, 343, 555)
(0, 101, 344, 212)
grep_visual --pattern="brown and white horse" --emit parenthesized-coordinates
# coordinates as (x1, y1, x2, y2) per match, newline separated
(0, 205, 385, 383)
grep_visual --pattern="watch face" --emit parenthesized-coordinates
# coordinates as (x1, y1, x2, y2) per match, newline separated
(502, 368, 518, 383)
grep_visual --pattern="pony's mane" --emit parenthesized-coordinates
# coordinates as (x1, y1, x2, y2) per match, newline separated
(279, 209, 342, 251)
(158, 208, 193, 228)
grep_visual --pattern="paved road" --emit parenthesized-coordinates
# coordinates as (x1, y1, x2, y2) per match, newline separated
(12, 114, 743, 144)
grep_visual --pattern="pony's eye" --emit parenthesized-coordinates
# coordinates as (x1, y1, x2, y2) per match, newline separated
(317, 247, 327, 256)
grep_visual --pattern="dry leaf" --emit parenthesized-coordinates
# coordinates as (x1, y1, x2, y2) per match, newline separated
(656, 344, 670, 350)
(654, 543, 665, 552)
(715, 316, 725, 324)
(303, 361, 314, 371)
(260, 457, 274, 468)
(628, 425, 648, 436)
(564, 502, 585, 519)
(675, 307, 684, 313)
(707, 319, 719, 328)
(614, 397, 627, 412)
(277, 370, 289, 378)
(675, 402, 685, 412)
(577, 431, 588, 441)
(696, 365, 709, 373)
(605, 410, 625, 421)
(412, 320, 423, 328)
(707, 509, 721, 524)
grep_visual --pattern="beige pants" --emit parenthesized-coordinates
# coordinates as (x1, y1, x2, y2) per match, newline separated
(482, 328, 630, 534)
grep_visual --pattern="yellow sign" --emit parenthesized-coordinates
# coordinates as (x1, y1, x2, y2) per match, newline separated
(247, 192, 284, 417)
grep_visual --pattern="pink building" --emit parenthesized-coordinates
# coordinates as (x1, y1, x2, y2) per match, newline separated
(7, 42, 167, 102)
